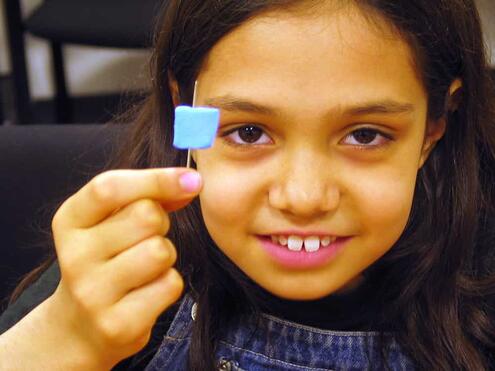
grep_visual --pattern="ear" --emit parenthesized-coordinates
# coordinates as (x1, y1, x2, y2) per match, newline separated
(447, 78, 463, 112)
(418, 78, 462, 168)
(168, 70, 181, 107)
(418, 116, 447, 168)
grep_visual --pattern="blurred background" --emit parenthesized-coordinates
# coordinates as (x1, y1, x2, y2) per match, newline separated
(0, 0, 493, 126)
(479, 0, 495, 68)
(0, 0, 156, 125)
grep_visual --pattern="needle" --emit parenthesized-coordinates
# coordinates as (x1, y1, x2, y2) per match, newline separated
(186, 80, 198, 168)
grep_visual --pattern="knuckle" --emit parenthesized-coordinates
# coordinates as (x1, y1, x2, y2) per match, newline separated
(58, 250, 78, 272)
(58, 245, 89, 272)
(70, 281, 98, 312)
(163, 269, 184, 298)
(134, 330, 152, 349)
(170, 269, 185, 291)
(51, 199, 71, 233)
(97, 316, 127, 345)
(162, 213, 171, 234)
(90, 172, 117, 203)
(51, 207, 63, 232)
(149, 270, 184, 308)
(147, 236, 170, 262)
(59, 257, 79, 282)
(132, 200, 165, 231)
(165, 239, 177, 265)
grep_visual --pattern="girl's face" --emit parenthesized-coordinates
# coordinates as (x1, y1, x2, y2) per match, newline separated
(192, 5, 445, 300)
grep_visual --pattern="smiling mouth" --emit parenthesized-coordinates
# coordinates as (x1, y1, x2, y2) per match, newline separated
(265, 234, 338, 252)
(260, 234, 343, 252)
(257, 235, 351, 269)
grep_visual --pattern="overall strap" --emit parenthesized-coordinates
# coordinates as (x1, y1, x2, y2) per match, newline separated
(144, 294, 196, 371)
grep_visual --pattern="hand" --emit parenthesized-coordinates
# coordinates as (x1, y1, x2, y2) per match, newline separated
(47, 167, 201, 369)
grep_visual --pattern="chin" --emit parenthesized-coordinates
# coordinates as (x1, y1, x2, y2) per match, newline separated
(259, 273, 365, 301)
(262, 282, 338, 301)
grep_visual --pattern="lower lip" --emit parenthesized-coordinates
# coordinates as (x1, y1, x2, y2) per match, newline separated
(257, 236, 351, 269)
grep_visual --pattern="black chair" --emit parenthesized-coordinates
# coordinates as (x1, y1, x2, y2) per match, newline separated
(0, 123, 127, 310)
(3, 0, 166, 124)
(0, 73, 3, 125)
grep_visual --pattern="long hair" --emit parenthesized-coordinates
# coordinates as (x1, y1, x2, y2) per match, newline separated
(11, 1, 495, 370)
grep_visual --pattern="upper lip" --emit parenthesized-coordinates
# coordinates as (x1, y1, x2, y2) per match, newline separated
(260, 230, 343, 238)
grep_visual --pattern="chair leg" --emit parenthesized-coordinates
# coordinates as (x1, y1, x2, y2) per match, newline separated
(51, 42, 72, 123)
(3, 0, 32, 125)
(0, 76, 4, 124)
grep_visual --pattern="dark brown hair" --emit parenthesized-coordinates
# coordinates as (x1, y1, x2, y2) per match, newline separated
(11, 1, 495, 370)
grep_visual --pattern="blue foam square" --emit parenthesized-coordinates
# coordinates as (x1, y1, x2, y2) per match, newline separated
(173, 106, 220, 149)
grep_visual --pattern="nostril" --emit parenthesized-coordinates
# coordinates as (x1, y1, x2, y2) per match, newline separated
(268, 177, 340, 217)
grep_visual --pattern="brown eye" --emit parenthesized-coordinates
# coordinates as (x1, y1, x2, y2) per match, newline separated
(341, 127, 392, 148)
(352, 129, 378, 144)
(221, 124, 272, 147)
(238, 126, 263, 143)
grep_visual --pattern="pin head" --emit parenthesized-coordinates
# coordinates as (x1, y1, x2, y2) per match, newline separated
(173, 105, 220, 149)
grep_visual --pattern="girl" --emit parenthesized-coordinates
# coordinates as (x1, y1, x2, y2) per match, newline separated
(1, 0, 494, 370)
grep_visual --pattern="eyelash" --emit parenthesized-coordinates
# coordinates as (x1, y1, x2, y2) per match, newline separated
(220, 124, 393, 149)
(220, 125, 271, 148)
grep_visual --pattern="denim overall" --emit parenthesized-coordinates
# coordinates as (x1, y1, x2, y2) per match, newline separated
(145, 294, 416, 370)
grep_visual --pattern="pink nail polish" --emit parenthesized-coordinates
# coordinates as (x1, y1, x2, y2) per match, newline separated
(179, 172, 202, 193)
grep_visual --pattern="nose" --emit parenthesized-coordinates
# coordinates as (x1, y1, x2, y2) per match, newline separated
(268, 148, 340, 218)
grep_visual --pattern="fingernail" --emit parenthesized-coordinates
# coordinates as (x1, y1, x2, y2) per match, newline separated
(179, 171, 202, 193)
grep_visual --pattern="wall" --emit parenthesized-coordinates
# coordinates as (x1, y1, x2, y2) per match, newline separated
(0, 0, 149, 99)
(478, 0, 495, 65)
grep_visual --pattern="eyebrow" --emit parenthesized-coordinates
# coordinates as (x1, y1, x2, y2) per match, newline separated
(204, 95, 415, 116)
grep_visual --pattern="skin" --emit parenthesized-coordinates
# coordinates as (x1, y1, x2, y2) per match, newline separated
(180, 4, 455, 301)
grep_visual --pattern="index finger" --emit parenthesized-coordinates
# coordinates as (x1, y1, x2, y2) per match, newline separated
(55, 168, 202, 229)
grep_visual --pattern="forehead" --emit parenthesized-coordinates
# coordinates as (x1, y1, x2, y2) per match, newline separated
(198, 4, 426, 111)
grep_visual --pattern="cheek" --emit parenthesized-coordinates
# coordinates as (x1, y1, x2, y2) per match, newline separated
(348, 164, 418, 251)
(196, 158, 262, 245)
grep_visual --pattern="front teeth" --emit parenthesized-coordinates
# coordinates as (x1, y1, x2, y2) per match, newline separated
(271, 235, 336, 252)
(287, 236, 303, 251)
(303, 236, 320, 252)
